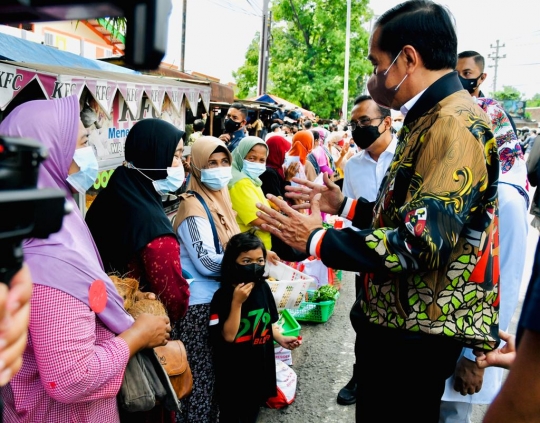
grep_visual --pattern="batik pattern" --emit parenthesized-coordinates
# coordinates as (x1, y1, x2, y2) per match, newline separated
(361, 90, 500, 350)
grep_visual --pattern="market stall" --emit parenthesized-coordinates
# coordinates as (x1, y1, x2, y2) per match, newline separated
(0, 60, 212, 215)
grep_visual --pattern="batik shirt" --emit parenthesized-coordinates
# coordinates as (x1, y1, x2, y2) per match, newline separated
(308, 73, 500, 350)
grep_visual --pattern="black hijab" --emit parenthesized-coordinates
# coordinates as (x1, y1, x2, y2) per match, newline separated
(86, 119, 185, 275)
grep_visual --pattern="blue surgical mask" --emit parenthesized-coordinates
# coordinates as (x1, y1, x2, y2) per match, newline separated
(242, 159, 266, 179)
(66, 146, 99, 193)
(392, 121, 403, 133)
(201, 166, 232, 191)
(153, 166, 185, 195)
(126, 163, 185, 196)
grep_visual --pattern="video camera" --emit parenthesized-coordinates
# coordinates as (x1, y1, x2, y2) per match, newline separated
(0, 1, 173, 285)
(0, 137, 68, 284)
(0, 0, 172, 70)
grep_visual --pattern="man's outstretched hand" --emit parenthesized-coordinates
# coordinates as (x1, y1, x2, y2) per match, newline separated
(285, 173, 344, 215)
(256, 194, 324, 253)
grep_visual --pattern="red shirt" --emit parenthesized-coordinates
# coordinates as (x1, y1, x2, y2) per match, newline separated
(128, 235, 190, 321)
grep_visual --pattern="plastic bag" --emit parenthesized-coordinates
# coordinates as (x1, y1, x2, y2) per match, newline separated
(266, 360, 297, 409)
(297, 257, 334, 290)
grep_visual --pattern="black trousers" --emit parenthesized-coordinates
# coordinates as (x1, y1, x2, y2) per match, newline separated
(353, 315, 462, 423)
(218, 402, 260, 423)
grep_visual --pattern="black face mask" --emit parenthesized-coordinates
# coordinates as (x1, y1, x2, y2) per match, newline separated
(235, 263, 265, 284)
(224, 118, 242, 134)
(458, 74, 483, 94)
(352, 121, 384, 150)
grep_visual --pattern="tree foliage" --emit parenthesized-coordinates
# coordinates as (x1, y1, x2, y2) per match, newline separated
(234, 0, 372, 118)
(527, 93, 540, 108)
(492, 85, 522, 101)
(233, 33, 261, 99)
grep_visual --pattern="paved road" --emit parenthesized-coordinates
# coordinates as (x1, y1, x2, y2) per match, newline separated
(258, 220, 538, 423)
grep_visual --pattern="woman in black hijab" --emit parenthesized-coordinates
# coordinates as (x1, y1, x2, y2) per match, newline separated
(86, 118, 189, 322)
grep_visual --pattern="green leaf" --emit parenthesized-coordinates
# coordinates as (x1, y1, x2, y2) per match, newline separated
(233, 0, 372, 116)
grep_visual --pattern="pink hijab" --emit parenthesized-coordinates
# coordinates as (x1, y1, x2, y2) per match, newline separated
(0, 96, 133, 334)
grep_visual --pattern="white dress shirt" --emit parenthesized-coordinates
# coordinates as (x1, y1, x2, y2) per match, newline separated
(342, 136, 398, 202)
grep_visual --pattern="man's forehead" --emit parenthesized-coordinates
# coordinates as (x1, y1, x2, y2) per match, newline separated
(351, 100, 376, 118)
(456, 57, 480, 70)
(368, 27, 381, 57)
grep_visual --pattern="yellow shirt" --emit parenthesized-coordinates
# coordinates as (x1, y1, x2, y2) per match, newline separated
(229, 178, 272, 250)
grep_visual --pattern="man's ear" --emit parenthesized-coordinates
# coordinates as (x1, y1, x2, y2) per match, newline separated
(479, 72, 488, 85)
(384, 115, 393, 131)
(402, 45, 420, 74)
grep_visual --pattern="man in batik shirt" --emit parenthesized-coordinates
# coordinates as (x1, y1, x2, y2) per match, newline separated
(256, 2, 501, 422)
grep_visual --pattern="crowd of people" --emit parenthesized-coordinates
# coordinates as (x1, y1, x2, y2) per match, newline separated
(1, 1, 540, 423)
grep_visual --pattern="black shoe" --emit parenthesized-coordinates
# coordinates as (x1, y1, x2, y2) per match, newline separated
(337, 365, 357, 405)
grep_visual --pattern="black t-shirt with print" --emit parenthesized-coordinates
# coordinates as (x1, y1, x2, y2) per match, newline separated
(210, 281, 279, 407)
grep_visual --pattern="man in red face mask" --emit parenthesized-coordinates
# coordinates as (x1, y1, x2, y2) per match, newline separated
(255, 1, 501, 422)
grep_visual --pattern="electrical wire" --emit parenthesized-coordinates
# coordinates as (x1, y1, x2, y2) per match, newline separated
(205, 0, 261, 16)
(246, 0, 263, 13)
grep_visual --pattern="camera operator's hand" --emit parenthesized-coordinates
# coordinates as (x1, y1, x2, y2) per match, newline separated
(0, 264, 32, 386)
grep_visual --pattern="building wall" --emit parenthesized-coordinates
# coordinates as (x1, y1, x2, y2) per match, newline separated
(526, 107, 540, 127)
(0, 21, 114, 60)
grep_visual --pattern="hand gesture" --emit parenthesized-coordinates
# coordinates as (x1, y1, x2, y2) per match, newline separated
(134, 291, 157, 301)
(0, 265, 32, 386)
(267, 250, 280, 265)
(340, 142, 350, 157)
(256, 194, 324, 253)
(285, 162, 300, 182)
(182, 155, 191, 175)
(285, 172, 344, 215)
(474, 330, 516, 370)
(130, 313, 171, 349)
(233, 283, 254, 305)
(219, 133, 231, 143)
(453, 356, 484, 395)
(278, 335, 302, 350)
(118, 313, 171, 357)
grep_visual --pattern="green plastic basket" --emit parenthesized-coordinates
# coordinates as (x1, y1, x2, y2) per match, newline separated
(274, 309, 301, 344)
(288, 290, 336, 323)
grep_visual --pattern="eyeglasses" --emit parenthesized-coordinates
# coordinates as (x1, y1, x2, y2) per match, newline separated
(348, 117, 384, 130)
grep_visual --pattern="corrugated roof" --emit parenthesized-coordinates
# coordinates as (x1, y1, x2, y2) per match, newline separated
(0, 31, 136, 74)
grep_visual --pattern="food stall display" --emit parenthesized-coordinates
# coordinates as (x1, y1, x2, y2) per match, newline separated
(0, 60, 211, 214)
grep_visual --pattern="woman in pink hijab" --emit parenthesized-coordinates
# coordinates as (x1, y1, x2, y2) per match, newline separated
(0, 96, 170, 423)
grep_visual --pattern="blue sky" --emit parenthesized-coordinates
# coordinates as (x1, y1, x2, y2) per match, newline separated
(164, 0, 540, 98)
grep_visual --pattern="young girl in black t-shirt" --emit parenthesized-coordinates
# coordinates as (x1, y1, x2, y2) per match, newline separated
(210, 232, 301, 423)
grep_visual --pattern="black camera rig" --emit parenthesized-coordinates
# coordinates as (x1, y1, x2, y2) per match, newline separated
(0, 137, 68, 284)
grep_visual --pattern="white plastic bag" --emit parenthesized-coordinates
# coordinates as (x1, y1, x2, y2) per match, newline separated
(266, 360, 297, 409)
(265, 261, 313, 310)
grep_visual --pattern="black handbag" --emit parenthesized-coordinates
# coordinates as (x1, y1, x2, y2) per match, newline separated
(118, 348, 181, 413)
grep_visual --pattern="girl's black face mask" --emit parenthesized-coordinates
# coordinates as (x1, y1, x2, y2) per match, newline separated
(235, 263, 265, 284)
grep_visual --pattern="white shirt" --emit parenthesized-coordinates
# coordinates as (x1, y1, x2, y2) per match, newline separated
(343, 136, 398, 202)
(400, 89, 426, 117)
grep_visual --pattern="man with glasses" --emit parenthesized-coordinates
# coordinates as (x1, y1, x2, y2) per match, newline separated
(337, 94, 398, 406)
(255, 1, 500, 421)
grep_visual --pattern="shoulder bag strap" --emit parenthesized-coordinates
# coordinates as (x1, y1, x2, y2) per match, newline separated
(187, 190, 221, 253)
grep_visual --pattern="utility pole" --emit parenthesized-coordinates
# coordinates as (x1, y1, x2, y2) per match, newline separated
(341, 0, 352, 119)
(488, 40, 506, 94)
(180, 0, 187, 72)
(257, 0, 270, 96)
